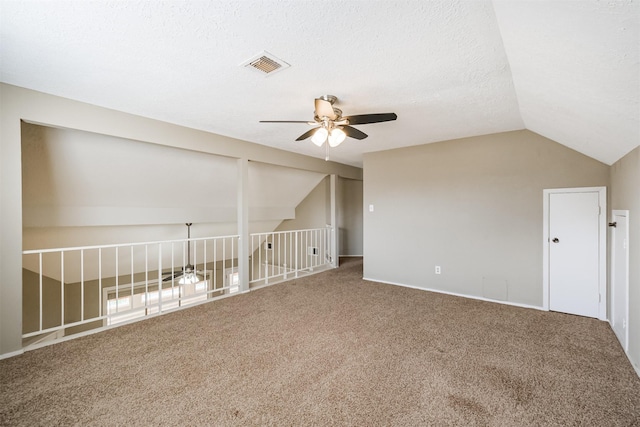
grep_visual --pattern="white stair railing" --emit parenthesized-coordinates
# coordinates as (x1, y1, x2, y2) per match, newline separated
(21, 227, 334, 346)
(22, 235, 239, 340)
(249, 227, 333, 286)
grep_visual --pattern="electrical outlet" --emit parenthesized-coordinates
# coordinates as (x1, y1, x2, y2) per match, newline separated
(435, 266, 441, 274)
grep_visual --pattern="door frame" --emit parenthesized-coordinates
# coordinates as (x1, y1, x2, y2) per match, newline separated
(610, 209, 629, 351)
(542, 187, 607, 320)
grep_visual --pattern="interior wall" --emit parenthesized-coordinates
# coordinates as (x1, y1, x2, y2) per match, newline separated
(363, 130, 609, 308)
(20, 124, 328, 248)
(21, 123, 238, 228)
(276, 176, 330, 232)
(339, 177, 363, 256)
(610, 146, 640, 375)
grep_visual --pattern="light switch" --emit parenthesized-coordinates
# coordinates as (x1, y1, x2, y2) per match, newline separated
(369, 204, 374, 212)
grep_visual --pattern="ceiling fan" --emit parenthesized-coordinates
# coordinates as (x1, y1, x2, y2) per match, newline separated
(162, 223, 204, 284)
(260, 95, 397, 159)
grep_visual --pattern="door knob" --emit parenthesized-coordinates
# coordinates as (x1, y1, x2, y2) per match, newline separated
(552, 238, 559, 243)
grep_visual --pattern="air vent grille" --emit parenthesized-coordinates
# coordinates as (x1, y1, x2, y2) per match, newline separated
(250, 56, 281, 74)
(241, 51, 290, 76)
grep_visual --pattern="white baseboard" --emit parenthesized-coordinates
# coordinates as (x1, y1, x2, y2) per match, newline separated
(0, 348, 24, 360)
(362, 277, 545, 312)
(608, 320, 640, 379)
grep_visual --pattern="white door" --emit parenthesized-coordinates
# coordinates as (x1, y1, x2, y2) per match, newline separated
(548, 191, 601, 318)
(611, 210, 629, 351)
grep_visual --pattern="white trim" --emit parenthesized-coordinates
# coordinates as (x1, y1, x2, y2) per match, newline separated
(0, 349, 24, 360)
(610, 210, 630, 352)
(542, 186, 607, 320)
(22, 235, 239, 255)
(339, 255, 364, 258)
(330, 174, 338, 268)
(363, 277, 545, 312)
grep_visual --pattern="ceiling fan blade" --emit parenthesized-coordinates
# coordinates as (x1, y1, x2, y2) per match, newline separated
(295, 128, 319, 141)
(345, 113, 397, 125)
(315, 98, 337, 120)
(342, 126, 368, 140)
(259, 120, 310, 123)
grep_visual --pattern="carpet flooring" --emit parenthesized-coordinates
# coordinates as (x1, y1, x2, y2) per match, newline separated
(1, 258, 639, 426)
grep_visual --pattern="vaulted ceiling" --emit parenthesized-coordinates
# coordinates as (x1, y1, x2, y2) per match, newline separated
(1, 1, 638, 167)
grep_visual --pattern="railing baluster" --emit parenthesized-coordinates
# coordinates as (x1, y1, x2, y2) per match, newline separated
(39, 253, 43, 332)
(194, 238, 198, 277)
(157, 244, 162, 314)
(283, 233, 287, 280)
(203, 239, 208, 287)
(60, 251, 65, 328)
(250, 235, 254, 283)
(258, 235, 262, 280)
(213, 239, 218, 289)
(171, 242, 175, 293)
(145, 244, 149, 314)
(98, 248, 102, 318)
(270, 233, 274, 280)
(231, 237, 234, 288)
(295, 231, 299, 278)
(115, 247, 119, 314)
(80, 249, 85, 322)
(130, 246, 134, 309)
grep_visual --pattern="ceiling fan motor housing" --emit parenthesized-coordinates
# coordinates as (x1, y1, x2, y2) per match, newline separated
(319, 95, 338, 104)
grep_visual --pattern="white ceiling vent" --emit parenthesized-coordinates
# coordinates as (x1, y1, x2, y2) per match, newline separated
(241, 51, 290, 76)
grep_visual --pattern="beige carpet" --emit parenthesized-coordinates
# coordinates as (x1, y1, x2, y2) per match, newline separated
(1, 258, 639, 426)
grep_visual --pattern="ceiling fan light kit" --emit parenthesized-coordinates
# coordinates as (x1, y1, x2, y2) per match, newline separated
(260, 95, 397, 160)
(311, 127, 328, 146)
(328, 128, 346, 147)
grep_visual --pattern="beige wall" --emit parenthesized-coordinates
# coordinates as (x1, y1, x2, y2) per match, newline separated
(610, 146, 640, 374)
(0, 83, 362, 356)
(22, 269, 62, 334)
(276, 176, 330, 232)
(363, 130, 609, 307)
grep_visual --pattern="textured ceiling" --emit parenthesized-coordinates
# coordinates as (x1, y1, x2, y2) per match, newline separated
(1, 0, 638, 167)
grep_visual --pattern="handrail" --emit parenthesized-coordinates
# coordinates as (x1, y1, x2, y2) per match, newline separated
(23, 235, 240, 255)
